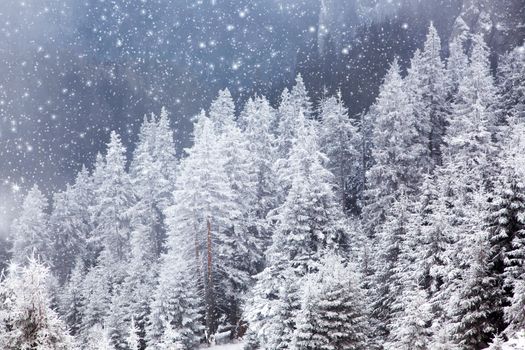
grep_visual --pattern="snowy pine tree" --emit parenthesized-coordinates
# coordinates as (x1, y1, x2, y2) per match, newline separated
(244, 119, 348, 349)
(497, 45, 525, 124)
(319, 93, 362, 213)
(50, 165, 93, 283)
(10, 185, 51, 265)
(0, 258, 75, 349)
(363, 59, 425, 236)
(292, 254, 369, 350)
(59, 259, 86, 336)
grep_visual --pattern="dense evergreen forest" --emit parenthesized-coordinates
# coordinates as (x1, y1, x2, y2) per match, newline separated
(1, 19, 525, 350)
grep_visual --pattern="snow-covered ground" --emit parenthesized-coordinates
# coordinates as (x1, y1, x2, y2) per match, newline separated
(501, 333, 525, 349)
(485, 332, 525, 349)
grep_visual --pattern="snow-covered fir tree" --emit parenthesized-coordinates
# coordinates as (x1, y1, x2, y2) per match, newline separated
(240, 96, 279, 252)
(10, 185, 51, 265)
(319, 93, 362, 213)
(58, 259, 86, 337)
(406, 23, 447, 168)
(497, 44, 525, 124)
(386, 286, 432, 350)
(157, 111, 245, 342)
(0, 257, 75, 349)
(363, 59, 425, 236)
(50, 166, 93, 283)
(244, 116, 348, 349)
(209, 88, 236, 134)
(292, 254, 369, 350)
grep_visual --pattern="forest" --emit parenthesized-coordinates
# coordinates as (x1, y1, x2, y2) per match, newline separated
(1, 20, 525, 350)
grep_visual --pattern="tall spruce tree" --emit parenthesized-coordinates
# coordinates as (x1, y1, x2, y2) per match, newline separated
(50, 166, 93, 284)
(292, 254, 369, 350)
(244, 117, 348, 349)
(10, 185, 51, 265)
(319, 93, 362, 213)
(363, 59, 425, 237)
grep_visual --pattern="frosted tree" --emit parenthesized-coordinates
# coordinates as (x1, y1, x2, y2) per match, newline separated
(289, 73, 313, 120)
(79, 266, 112, 342)
(105, 286, 131, 349)
(498, 45, 525, 124)
(442, 35, 498, 196)
(154, 107, 178, 196)
(406, 23, 447, 167)
(50, 165, 93, 283)
(363, 59, 425, 237)
(82, 131, 135, 346)
(158, 112, 243, 342)
(59, 259, 86, 336)
(292, 254, 369, 350)
(244, 121, 348, 349)
(219, 119, 260, 278)
(90, 131, 135, 266)
(319, 93, 362, 213)
(276, 88, 295, 157)
(371, 193, 414, 343)
(448, 236, 504, 349)
(146, 253, 202, 349)
(487, 165, 525, 288)
(386, 287, 432, 350)
(240, 96, 279, 252)
(506, 277, 525, 335)
(127, 317, 140, 350)
(243, 264, 299, 350)
(84, 324, 115, 350)
(275, 74, 314, 191)
(10, 184, 51, 265)
(455, 34, 501, 138)
(0, 258, 75, 349)
(146, 192, 203, 349)
(445, 37, 468, 99)
(209, 88, 236, 134)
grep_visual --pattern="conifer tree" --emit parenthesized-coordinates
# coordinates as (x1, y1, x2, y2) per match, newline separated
(386, 287, 432, 350)
(146, 203, 203, 349)
(127, 317, 140, 350)
(59, 259, 86, 336)
(90, 131, 135, 266)
(0, 258, 75, 349)
(240, 96, 279, 252)
(445, 37, 468, 100)
(209, 88, 236, 134)
(10, 185, 51, 265)
(275, 74, 315, 193)
(498, 45, 525, 124)
(244, 119, 347, 349)
(319, 93, 362, 213)
(158, 112, 242, 342)
(363, 59, 425, 236)
(50, 165, 93, 283)
(85, 324, 115, 350)
(292, 254, 369, 350)
(371, 194, 413, 343)
(448, 238, 504, 349)
(406, 23, 447, 167)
